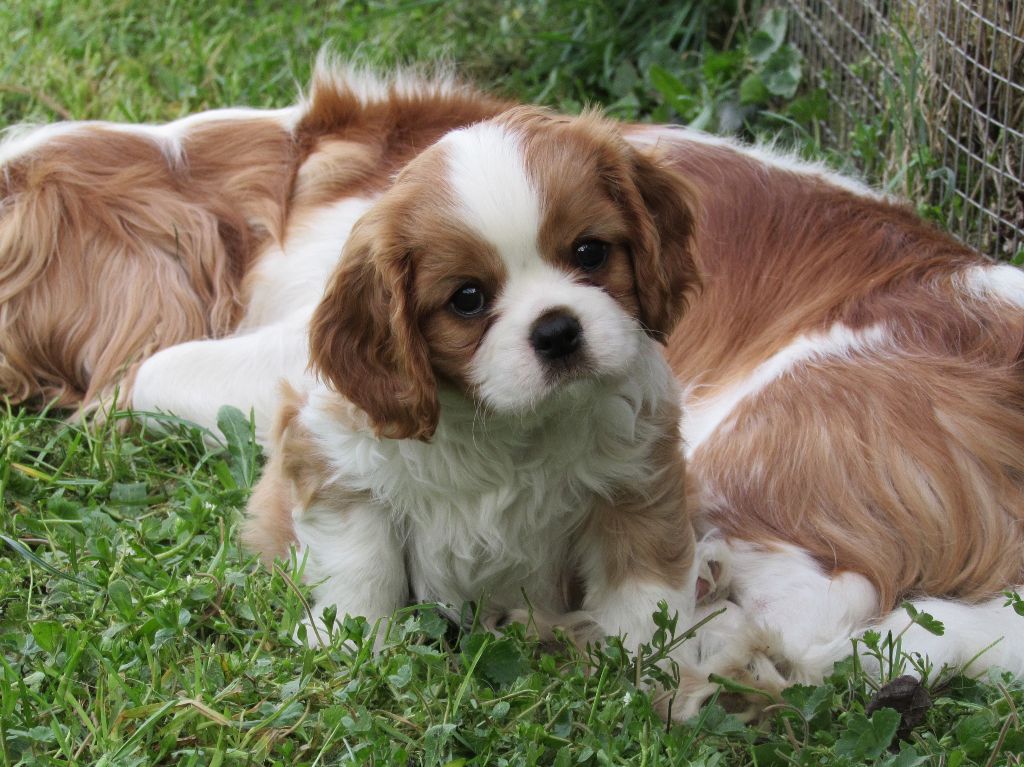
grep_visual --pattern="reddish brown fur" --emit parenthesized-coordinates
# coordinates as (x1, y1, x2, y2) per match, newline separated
(306, 145, 499, 440)
(584, 393, 695, 588)
(637, 130, 1024, 609)
(293, 69, 511, 176)
(0, 121, 295, 406)
(307, 187, 446, 441)
(508, 109, 701, 340)
(242, 383, 305, 564)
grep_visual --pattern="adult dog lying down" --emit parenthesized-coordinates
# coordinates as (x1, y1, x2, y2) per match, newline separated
(2, 63, 1024, 718)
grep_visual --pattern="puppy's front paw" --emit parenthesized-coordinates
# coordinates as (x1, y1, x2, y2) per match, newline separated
(657, 602, 789, 723)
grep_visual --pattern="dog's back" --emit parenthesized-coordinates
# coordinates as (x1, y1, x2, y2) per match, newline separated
(638, 128, 1024, 609)
(618, 126, 1024, 692)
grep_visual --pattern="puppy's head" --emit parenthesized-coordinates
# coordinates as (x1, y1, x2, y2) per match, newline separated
(310, 108, 699, 440)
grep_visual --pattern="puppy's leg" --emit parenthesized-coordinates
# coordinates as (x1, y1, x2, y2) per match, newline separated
(131, 309, 313, 443)
(500, 501, 702, 651)
(293, 495, 408, 649)
(243, 388, 407, 650)
(571, 495, 701, 653)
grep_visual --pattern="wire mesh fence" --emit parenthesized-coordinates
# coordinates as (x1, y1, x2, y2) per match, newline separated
(783, 0, 1024, 260)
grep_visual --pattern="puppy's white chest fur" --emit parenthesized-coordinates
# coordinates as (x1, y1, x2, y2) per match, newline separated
(298, 343, 676, 614)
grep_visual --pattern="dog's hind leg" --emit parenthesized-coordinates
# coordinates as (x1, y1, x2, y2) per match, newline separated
(658, 541, 880, 721)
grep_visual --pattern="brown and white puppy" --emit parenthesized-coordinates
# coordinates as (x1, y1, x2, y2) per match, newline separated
(4, 63, 1024, 720)
(0, 65, 710, 657)
(244, 106, 706, 652)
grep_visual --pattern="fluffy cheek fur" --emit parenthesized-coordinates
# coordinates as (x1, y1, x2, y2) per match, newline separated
(468, 270, 643, 412)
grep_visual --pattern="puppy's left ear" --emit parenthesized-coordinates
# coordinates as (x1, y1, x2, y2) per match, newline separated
(623, 149, 701, 341)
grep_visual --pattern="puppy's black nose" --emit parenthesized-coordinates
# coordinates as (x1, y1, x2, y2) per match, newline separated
(530, 311, 583, 360)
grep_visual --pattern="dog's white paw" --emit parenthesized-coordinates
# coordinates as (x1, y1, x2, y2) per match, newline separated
(658, 601, 791, 723)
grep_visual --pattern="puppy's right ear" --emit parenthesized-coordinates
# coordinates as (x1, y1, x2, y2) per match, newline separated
(308, 212, 439, 441)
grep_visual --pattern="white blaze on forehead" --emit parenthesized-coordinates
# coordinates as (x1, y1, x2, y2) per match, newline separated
(441, 123, 542, 271)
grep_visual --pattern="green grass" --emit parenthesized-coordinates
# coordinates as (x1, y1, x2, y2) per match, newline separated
(2, 1, 1024, 764)
(4, 406, 1023, 765)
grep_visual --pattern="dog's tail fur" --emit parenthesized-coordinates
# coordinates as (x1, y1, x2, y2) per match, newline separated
(0, 116, 294, 409)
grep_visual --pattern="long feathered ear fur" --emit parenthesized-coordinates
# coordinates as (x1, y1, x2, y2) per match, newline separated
(308, 211, 439, 441)
(624, 147, 701, 341)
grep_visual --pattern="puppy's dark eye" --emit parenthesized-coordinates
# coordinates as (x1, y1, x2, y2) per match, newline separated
(573, 239, 609, 272)
(449, 282, 486, 317)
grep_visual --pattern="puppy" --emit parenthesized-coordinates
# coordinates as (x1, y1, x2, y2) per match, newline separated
(4, 63, 1024, 719)
(0, 64, 712, 658)
(243, 107, 707, 651)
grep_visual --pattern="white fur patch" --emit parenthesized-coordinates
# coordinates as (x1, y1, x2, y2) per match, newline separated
(131, 308, 315, 444)
(588, 579, 695, 652)
(298, 342, 678, 619)
(469, 268, 643, 412)
(293, 493, 408, 647)
(728, 542, 879, 681)
(441, 123, 542, 272)
(662, 541, 880, 719)
(240, 196, 377, 329)
(869, 591, 1024, 678)
(957, 263, 1024, 308)
(683, 322, 888, 457)
(441, 121, 647, 413)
